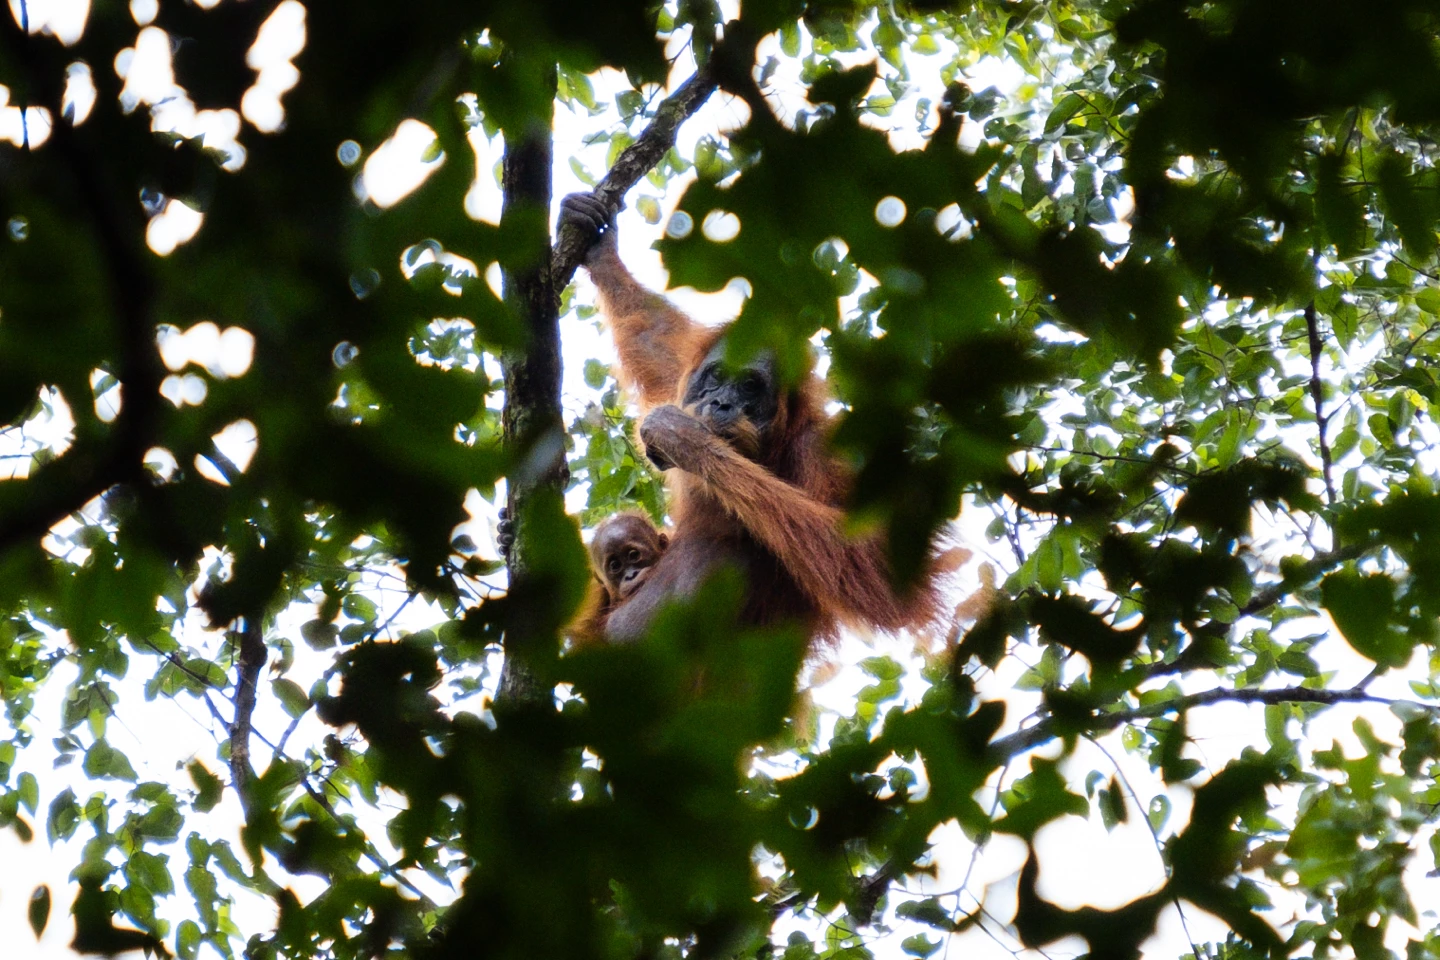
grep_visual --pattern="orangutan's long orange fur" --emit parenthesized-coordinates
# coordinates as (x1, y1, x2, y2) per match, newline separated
(586, 245, 940, 641)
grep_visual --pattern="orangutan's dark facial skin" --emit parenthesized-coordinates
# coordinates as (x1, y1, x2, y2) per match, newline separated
(677, 341, 778, 459)
(590, 515, 669, 601)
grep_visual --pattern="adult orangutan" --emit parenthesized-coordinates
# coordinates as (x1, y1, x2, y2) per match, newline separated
(560, 193, 941, 643)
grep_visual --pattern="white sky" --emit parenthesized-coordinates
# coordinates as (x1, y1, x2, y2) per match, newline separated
(3, 3, 1439, 960)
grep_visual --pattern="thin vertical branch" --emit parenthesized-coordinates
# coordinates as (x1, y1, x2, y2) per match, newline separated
(1305, 301, 1336, 504)
(230, 616, 267, 811)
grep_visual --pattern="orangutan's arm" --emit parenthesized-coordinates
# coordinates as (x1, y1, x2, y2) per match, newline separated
(640, 405, 916, 629)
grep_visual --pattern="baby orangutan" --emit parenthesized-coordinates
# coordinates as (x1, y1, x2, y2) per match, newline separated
(571, 513, 670, 646)
(594, 513, 669, 603)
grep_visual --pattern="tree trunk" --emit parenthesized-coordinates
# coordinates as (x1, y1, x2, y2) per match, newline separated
(496, 58, 565, 709)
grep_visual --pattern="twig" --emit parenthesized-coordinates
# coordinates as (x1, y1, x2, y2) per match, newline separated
(202, 444, 244, 485)
(989, 682, 1393, 763)
(140, 636, 234, 697)
(1355, 663, 1384, 691)
(1305, 301, 1337, 504)
(1027, 447, 1196, 475)
(960, 760, 1010, 893)
(202, 692, 232, 730)
(1085, 736, 1203, 960)
(298, 779, 435, 906)
(1238, 543, 1363, 618)
(1392, 253, 1440, 283)
(988, 500, 1025, 566)
(1398, 319, 1440, 359)
(273, 589, 419, 759)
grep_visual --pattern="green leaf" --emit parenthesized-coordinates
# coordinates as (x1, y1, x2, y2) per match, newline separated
(780, 22, 801, 57)
(301, 620, 339, 650)
(583, 359, 610, 390)
(1035, 534, 1064, 592)
(1147, 795, 1171, 833)
(342, 593, 378, 623)
(901, 934, 942, 958)
(860, 656, 903, 681)
(569, 156, 597, 187)
(636, 195, 662, 224)
(1368, 412, 1394, 447)
(272, 678, 310, 718)
(83, 739, 137, 782)
(28, 884, 50, 939)
(1416, 287, 1440, 316)
(176, 919, 202, 960)
(1377, 152, 1438, 260)
(188, 761, 223, 813)
(1045, 92, 1086, 134)
(1315, 153, 1364, 258)
(1264, 704, 1292, 752)
(17, 771, 38, 814)
(46, 789, 79, 843)
(993, 758, 1089, 840)
(1322, 570, 1413, 667)
(615, 89, 644, 118)
(895, 899, 957, 932)
(1098, 777, 1127, 830)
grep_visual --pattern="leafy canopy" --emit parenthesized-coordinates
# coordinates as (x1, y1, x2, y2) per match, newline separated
(5, 1, 1440, 960)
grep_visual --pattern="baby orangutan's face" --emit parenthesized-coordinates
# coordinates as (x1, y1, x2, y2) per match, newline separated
(590, 515, 668, 601)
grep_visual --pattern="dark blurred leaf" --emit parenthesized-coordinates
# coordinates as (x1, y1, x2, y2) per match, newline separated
(1322, 569, 1412, 667)
(28, 885, 50, 939)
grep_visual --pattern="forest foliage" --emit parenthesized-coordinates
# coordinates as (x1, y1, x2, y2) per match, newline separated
(5, 1, 1440, 959)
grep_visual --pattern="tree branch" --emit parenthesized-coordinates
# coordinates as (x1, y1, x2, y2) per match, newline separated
(1305, 301, 1336, 505)
(273, 589, 417, 759)
(299, 778, 436, 907)
(852, 860, 901, 926)
(499, 26, 756, 706)
(1238, 543, 1363, 618)
(989, 683, 1393, 763)
(229, 616, 268, 810)
(550, 68, 720, 293)
(550, 23, 760, 294)
(1136, 543, 1364, 682)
